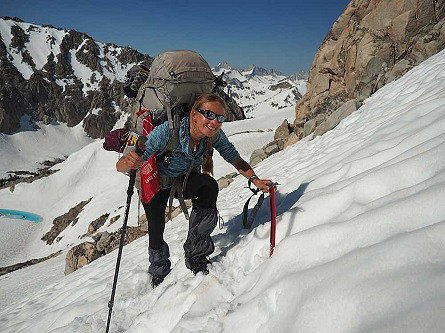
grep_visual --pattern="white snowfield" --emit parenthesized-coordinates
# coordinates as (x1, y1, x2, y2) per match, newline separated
(1, 50, 445, 332)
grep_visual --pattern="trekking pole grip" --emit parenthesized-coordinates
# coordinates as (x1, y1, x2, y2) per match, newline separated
(135, 136, 147, 156)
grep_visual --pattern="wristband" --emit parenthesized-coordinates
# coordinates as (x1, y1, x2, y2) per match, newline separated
(248, 175, 259, 183)
(247, 175, 260, 194)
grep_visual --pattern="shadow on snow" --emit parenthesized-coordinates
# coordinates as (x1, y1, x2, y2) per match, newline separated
(213, 182, 310, 260)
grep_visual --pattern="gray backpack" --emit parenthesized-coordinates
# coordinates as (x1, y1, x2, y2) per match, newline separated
(127, 50, 220, 219)
(130, 50, 216, 161)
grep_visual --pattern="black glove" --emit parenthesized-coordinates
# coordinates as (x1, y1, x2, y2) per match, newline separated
(130, 71, 148, 93)
(123, 65, 149, 98)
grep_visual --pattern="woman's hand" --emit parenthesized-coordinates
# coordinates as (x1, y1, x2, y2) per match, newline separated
(116, 151, 143, 173)
(124, 151, 143, 169)
(252, 178, 273, 193)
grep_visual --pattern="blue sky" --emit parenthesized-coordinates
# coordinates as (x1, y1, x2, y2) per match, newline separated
(1, 0, 351, 75)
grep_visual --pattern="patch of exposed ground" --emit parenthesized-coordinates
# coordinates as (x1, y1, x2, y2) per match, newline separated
(0, 158, 65, 191)
(0, 250, 63, 276)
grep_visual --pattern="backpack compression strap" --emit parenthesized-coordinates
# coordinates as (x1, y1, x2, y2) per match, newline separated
(167, 177, 190, 221)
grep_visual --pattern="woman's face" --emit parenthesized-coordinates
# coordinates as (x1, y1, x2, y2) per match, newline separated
(192, 101, 225, 138)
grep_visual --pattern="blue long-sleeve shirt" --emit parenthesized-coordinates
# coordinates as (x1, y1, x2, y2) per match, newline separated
(143, 117, 240, 180)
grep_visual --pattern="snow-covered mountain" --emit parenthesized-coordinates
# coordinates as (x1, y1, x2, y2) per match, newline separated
(0, 17, 137, 87)
(0, 16, 304, 141)
(1, 47, 444, 332)
(212, 63, 307, 116)
(0, 16, 150, 138)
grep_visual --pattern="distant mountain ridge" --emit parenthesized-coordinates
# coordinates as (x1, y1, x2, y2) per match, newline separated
(0, 16, 305, 138)
(212, 62, 308, 115)
(213, 62, 308, 79)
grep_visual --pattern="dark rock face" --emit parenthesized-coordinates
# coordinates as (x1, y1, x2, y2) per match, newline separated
(0, 251, 62, 276)
(214, 86, 246, 122)
(10, 24, 27, 50)
(83, 111, 120, 139)
(76, 38, 101, 73)
(0, 17, 152, 137)
(0, 31, 31, 132)
(41, 198, 93, 245)
(87, 213, 110, 235)
(117, 46, 149, 65)
(0, 165, 60, 190)
(294, 0, 445, 140)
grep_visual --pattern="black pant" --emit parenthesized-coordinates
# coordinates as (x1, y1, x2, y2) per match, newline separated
(142, 172, 219, 250)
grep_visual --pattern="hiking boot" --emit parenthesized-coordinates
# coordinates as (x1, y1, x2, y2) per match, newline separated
(185, 257, 211, 275)
(148, 242, 171, 288)
(151, 274, 167, 289)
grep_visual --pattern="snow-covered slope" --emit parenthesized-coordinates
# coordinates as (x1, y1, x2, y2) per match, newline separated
(1, 48, 445, 333)
(0, 105, 293, 268)
(0, 117, 94, 179)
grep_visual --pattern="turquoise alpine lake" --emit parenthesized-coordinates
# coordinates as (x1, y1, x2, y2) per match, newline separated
(0, 209, 43, 222)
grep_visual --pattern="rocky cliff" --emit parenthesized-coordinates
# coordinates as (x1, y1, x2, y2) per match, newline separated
(0, 17, 244, 138)
(293, 0, 445, 139)
(0, 17, 151, 138)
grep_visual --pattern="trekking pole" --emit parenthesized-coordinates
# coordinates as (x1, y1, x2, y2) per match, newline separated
(269, 184, 277, 256)
(106, 138, 145, 333)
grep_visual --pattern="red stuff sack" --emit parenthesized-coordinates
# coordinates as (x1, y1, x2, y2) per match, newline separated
(137, 109, 160, 203)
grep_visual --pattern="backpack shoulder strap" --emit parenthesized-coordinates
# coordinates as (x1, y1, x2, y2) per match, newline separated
(157, 104, 185, 162)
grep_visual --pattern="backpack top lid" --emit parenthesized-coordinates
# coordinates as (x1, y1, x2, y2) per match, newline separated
(149, 50, 215, 82)
(139, 50, 216, 110)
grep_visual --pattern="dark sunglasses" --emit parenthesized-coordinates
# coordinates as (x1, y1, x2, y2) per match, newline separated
(196, 109, 225, 123)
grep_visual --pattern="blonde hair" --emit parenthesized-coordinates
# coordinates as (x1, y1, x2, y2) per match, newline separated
(191, 93, 227, 113)
(191, 93, 227, 176)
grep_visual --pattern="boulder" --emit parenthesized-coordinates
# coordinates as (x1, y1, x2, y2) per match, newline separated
(250, 148, 268, 167)
(65, 225, 147, 274)
(217, 172, 238, 190)
(304, 114, 326, 137)
(65, 241, 104, 275)
(263, 141, 280, 156)
(95, 232, 112, 252)
(274, 120, 291, 150)
(284, 132, 300, 149)
(314, 99, 362, 136)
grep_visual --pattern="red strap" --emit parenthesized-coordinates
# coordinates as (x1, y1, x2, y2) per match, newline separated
(136, 109, 147, 116)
